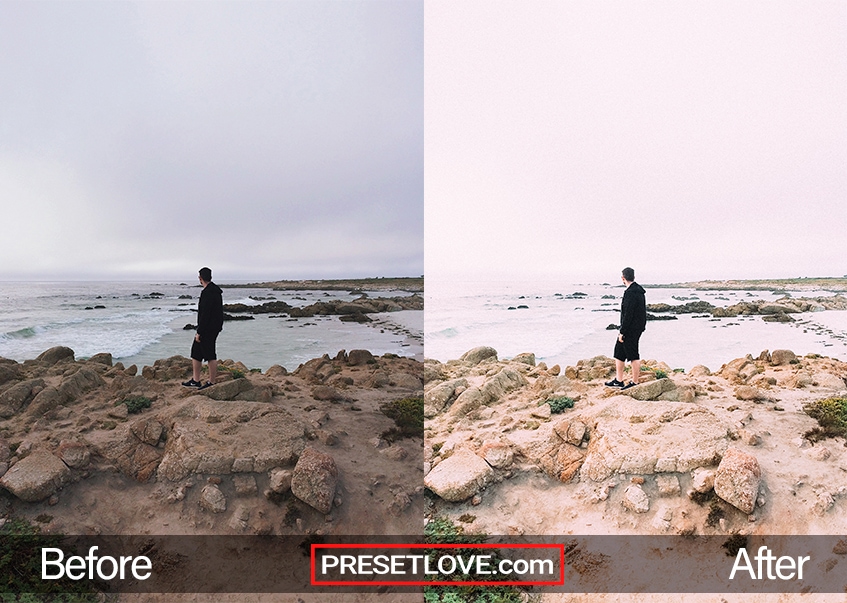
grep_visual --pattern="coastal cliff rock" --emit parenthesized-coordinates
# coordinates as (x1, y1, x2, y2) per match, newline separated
(647, 295, 847, 320)
(0, 451, 70, 502)
(425, 346, 847, 537)
(0, 346, 423, 537)
(222, 293, 423, 319)
(424, 450, 493, 502)
(579, 400, 727, 480)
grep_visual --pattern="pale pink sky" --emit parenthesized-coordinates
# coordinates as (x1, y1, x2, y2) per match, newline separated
(425, 1, 846, 283)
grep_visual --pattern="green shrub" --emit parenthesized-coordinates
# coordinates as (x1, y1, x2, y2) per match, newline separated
(380, 397, 423, 441)
(546, 396, 574, 414)
(220, 366, 245, 379)
(803, 397, 847, 440)
(423, 517, 524, 603)
(0, 517, 99, 600)
(653, 369, 668, 379)
(120, 396, 151, 414)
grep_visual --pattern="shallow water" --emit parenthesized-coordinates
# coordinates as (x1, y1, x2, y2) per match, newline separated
(0, 282, 422, 370)
(425, 279, 847, 371)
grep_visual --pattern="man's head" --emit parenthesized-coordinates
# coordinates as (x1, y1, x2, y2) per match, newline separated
(622, 267, 635, 283)
(199, 267, 212, 285)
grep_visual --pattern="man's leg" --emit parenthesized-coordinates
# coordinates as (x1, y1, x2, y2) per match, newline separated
(615, 359, 625, 382)
(208, 359, 218, 384)
(631, 359, 641, 384)
(192, 359, 202, 382)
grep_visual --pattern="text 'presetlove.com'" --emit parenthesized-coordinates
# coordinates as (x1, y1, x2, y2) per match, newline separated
(311, 544, 565, 586)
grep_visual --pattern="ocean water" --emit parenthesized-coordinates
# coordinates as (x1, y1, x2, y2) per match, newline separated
(0, 282, 422, 371)
(425, 279, 847, 372)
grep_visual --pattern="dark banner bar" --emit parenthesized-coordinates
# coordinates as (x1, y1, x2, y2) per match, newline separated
(2, 535, 847, 594)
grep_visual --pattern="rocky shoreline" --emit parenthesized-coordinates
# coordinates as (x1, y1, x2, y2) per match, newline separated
(223, 292, 423, 324)
(424, 346, 847, 538)
(0, 346, 423, 538)
(650, 278, 847, 293)
(647, 294, 847, 324)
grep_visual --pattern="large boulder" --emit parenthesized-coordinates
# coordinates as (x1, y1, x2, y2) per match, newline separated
(57, 441, 90, 468)
(621, 378, 676, 401)
(0, 379, 45, 418)
(424, 378, 467, 417)
(157, 403, 305, 480)
(479, 368, 527, 403)
(0, 452, 71, 502)
(198, 378, 270, 403)
(580, 398, 728, 481)
(424, 451, 494, 502)
(347, 350, 374, 366)
(87, 353, 113, 366)
(509, 437, 584, 482)
(141, 355, 192, 381)
(57, 367, 105, 403)
(479, 441, 514, 469)
(36, 346, 75, 365)
(94, 429, 164, 482)
(290, 447, 338, 514)
(460, 346, 498, 365)
(714, 448, 761, 514)
(770, 349, 797, 366)
(447, 387, 485, 419)
(0, 363, 21, 387)
(26, 387, 63, 417)
(391, 372, 423, 390)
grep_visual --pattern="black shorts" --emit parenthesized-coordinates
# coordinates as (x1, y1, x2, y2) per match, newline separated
(191, 333, 218, 361)
(613, 332, 641, 362)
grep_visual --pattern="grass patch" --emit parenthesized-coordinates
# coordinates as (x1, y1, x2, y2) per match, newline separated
(0, 517, 100, 601)
(546, 396, 574, 414)
(119, 395, 151, 414)
(652, 369, 668, 379)
(220, 366, 246, 379)
(423, 517, 525, 603)
(803, 397, 847, 441)
(380, 397, 423, 442)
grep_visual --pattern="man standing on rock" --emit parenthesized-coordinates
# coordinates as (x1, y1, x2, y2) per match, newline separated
(605, 267, 647, 390)
(183, 267, 224, 390)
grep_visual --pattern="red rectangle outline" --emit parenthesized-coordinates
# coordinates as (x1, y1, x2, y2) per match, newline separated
(310, 543, 565, 587)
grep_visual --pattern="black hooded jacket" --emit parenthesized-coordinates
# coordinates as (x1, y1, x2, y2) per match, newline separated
(197, 282, 224, 337)
(619, 282, 647, 337)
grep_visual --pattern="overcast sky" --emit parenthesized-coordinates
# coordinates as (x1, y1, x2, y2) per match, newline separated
(426, 1, 846, 284)
(0, 1, 422, 281)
